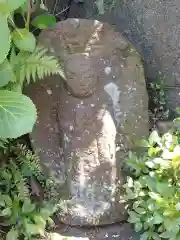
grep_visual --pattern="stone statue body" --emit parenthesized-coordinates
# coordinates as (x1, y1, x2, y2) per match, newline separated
(26, 19, 149, 226)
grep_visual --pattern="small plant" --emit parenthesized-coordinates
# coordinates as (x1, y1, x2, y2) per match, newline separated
(148, 79, 169, 126)
(123, 119, 180, 240)
(0, 0, 64, 139)
(0, 196, 55, 240)
(0, 143, 57, 239)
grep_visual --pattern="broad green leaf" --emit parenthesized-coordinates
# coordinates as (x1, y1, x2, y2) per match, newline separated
(31, 14, 56, 29)
(156, 182, 174, 196)
(136, 139, 150, 148)
(22, 199, 35, 213)
(128, 211, 140, 223)
(171, 224, 180, 234)
(40, 208, 52, 220)
(135, 222, 142, 232)
(148, 192, 162, 202)
(47, 217, 54, 226)
(152, 213, 163, 224)
(152, 157, 171, 168)
(0, 3, 12, 16)
(33, 215, 46, 228)
(148, 146, 161, 157)
(3, 195, 12, 206)
(176, 108, 180, 114)
(12, 28, 36, 52)
(145, 160, 156, 168)
(4, 0, 27, 11)
(25, 223, 44, 236)
(0, 207, 11, 216)
(160, 231, 174, 238)
(163, 209, 176, 217)
(0, 17, 11, 64)
(0, 90, 37, 138)
(135, 207, 146, 214)
(151, 232, 161, 240)
(6, 228, 19, 240)
(175, 202, 180, 211)
(0, 59, 15, 87)
(140, 232, 149, 240)
(148, 130, 160, 145)
(127, 177, 133, 187)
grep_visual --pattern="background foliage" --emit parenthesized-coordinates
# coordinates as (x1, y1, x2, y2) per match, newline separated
(0, 0, 64, 139)
(123, 117, 180, 240)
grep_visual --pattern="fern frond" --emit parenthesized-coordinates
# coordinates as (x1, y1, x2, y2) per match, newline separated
(8, 160, 30, 199)
(14, 46, 65, 84)
(13, 144, 46, 187)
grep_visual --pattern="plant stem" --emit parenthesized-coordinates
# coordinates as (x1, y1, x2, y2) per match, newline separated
(26, 0, 32, 30)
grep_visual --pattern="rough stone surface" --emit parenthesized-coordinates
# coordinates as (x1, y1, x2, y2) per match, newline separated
(48, 0, 180, 113)
(26, 19, 148, 226)
(47, 223, 140, 240)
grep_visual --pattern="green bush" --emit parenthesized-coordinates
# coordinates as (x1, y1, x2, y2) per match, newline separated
(0, 143, 56, 239)
(0, 0, 64, 139)
(123, 120, 180, 240)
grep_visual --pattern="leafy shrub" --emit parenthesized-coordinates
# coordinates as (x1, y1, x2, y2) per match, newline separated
(123, 120, 180, 240)
(0, 0, 64, 139)
(0, 143, 56, 239)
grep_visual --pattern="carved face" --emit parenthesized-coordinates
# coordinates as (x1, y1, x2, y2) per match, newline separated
(64, 54, 98, 97)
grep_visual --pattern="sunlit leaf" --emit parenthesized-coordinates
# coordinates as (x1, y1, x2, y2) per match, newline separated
(0, 17, 11, 64)
(31, 13, 56, 29)
(0, 90, 37, 138)
(12, 28, 36, 52)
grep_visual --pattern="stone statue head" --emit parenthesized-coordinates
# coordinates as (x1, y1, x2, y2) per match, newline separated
(64, 53, 99, 98)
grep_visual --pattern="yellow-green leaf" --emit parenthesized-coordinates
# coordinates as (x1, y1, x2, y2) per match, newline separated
(12, 28, 36, 52)
(0, 59, 15, 87)
(0, 17, 11, 64)
(0, 90, 37, 138)
(31, 13, 56, 29)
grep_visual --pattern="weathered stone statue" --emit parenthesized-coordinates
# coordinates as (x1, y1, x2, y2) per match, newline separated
(26, 19, 149, 226)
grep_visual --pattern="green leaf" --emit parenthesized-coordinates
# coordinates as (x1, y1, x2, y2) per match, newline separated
(152, 158, 171, 168)
(152, 213, 163, 224)
(22, 199, 35, 213)
(40, 208, 52, 220)
(156, 182, 174, 196)
(151, 232, 161, 240)
(171, 224, 180, 234)
(0, 3, 12, 17)
(148, 130, 160, 145)
(25, 223, 44, 236)
(128, 211, 140, 223)
(0, 59, 15, 87)
(3, 195, 12, 206)
(136, 139, 150, 148)
(135, 207, 146, 214)
(12, 28, 36, 52)
(148, 192, 162, 202)
(0, 90, 37, 138)
(148, 147, 160, 157)
(176, 108, 180, 114)
(15, 46, 65, 84)
(0, 207, 11, 216)
(175, 202, 180, 211)
(135, 222, 143, 232)
(160, 231, 174, 238)
(31, 14, 56, 29)
(5, 0, 27, 11)
(140, 232, 149, 240)
(6, 228, 19, 240)
(33, 215, 46, 228)
(0, 17, 11, 64)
